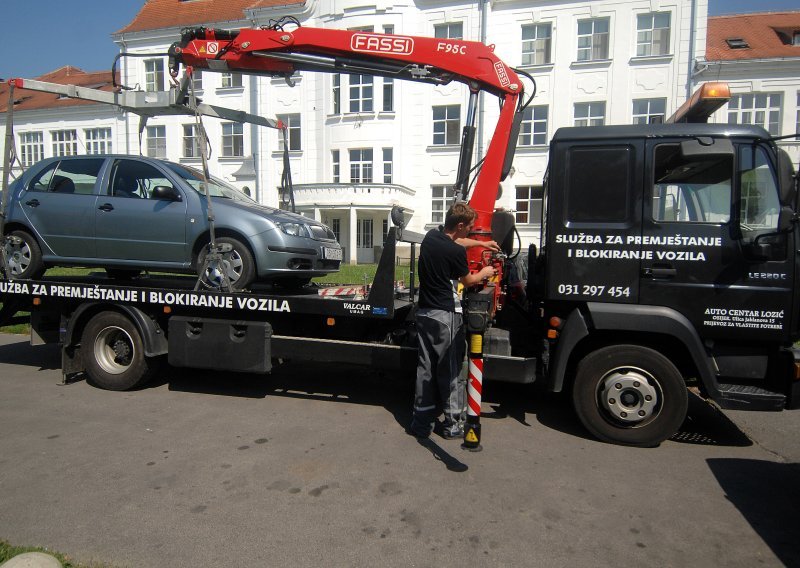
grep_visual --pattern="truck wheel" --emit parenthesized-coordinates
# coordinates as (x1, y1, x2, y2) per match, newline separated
(81, 311, 156, 391)
(572, 345, 688, 447)
(4, 230, 44, 279)
(197, 237, 255, 291)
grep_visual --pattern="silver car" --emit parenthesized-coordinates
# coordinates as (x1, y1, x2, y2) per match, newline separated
(1, 155, 342, 289)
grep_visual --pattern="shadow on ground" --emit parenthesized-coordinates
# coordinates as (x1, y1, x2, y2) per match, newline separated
(707, 458, 800, 567)
(0, 335, 754, 449)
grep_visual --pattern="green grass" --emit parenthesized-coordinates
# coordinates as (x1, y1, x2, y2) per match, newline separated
(0, 539, 117, 568)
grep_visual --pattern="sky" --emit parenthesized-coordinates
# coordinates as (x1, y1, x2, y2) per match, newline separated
(0, 0, 798, 80)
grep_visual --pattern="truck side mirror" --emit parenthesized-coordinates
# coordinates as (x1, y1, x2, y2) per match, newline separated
(680, 137, 734, 160)
(777, 149, 797, 206)
(778, 205, 796, 232)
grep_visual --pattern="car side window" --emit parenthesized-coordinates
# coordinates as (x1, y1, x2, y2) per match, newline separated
(28, 162, 59, 192)
(110, 159, 177, 200)
(48, 159, 105, 195)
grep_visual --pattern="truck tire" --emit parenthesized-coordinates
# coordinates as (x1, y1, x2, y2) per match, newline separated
(4, 230, 44, 279)
(572, 345, 688, 447)
(197, 236, 255, 291)
(81, 311, 157, 391)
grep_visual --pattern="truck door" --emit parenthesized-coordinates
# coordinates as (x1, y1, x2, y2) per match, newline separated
(639, 139, 794, 342)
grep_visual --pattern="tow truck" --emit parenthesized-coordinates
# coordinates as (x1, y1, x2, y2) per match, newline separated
(1, 21, 799, 447)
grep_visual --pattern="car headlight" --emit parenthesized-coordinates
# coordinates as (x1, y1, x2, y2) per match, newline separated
(276, 222, 310, 238)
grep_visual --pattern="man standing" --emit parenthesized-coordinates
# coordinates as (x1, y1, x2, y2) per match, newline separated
(409, 202, 499, 439)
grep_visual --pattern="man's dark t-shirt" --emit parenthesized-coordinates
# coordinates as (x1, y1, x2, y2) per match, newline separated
(418, 228, 469, 312)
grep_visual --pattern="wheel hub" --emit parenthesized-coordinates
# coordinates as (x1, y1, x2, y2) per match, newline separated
(112, 339, 131, 362)
(600, 370, 658, 424)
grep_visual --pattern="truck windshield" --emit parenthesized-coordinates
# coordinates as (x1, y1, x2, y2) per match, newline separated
(739, 145, 780, 242)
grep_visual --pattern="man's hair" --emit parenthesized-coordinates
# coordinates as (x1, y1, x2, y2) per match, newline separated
(444, 201, 477, 231)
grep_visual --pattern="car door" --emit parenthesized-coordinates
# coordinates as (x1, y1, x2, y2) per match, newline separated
(94, 158, 189, 265)
(19, 158, 104, 258)
(638, 139, 794, 343)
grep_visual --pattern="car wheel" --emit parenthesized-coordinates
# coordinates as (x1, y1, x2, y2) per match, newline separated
(106, 268, 141, 280)
(3, 230, 44, 279)
(81, 311, 158, 391)
(572, 345, 688, 447)
(197, 236, 255, 291)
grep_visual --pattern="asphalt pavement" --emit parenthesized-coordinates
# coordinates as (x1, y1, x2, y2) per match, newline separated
(0, 333, 797, 568)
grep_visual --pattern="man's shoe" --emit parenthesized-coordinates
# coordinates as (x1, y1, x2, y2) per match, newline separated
(407, 427, 430, 440)
(441, 427, 464, 440)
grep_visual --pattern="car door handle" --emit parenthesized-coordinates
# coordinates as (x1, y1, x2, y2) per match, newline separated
(25, 199, 40, 207)
(642, 266, 677, 279)
(98, 203, 114, 212)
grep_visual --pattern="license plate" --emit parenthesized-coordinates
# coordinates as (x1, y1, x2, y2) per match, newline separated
(323, 246, 342, 261)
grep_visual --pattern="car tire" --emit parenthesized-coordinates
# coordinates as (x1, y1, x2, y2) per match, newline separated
(106, 268, 141, 280)
(81, 311, 158, 391)
(572, 345, 688, 447)
(4, 230, 44, 279)
(197, 236, 255, 291)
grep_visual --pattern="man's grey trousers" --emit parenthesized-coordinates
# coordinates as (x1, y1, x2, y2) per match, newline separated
(410, 308, 467, 437)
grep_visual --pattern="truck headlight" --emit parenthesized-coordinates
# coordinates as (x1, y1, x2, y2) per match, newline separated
(276, 222, 310, 237)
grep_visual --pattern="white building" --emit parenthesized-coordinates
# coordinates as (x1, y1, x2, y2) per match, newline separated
(699, 11, 800, 163)
(2, 0, 714, 263)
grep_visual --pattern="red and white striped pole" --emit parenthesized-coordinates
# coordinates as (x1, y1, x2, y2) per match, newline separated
(462, 333, 483, 452)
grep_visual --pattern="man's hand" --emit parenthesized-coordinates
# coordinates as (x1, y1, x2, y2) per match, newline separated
(455, 238, 502, 252)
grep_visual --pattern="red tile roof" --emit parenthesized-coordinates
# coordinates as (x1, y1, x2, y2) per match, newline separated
(117, 0, 304, 34)
(0, 67, 120, 114)
(707, 11, 800, 61)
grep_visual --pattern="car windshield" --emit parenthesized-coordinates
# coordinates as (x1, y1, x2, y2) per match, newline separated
(165, 163, 257, 203)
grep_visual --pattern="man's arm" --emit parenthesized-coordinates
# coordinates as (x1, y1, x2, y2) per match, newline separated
(454, 238, 501, 252)
(460, 265, 497, 287)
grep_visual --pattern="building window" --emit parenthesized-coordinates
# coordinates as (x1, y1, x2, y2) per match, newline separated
(144, 59, 164, 92)
(85, 128, 112, 154)
(349, 75, 374, 113)
(515, 186, 544, 224)
(383, 78, 394, 112)
(431, 185, 450, 224)
(519, 105, 548, 146)
(796, 92, 799, 140)
(383, 148, 393, 183)
(727, 93, 782, 136)
(51, 130, 78, 157)
(636, 12, 671, 56)
(434, 22, 463, 40)
(632, 98, 666, 124)
(19, 132, 44, 167)
(190, 70, 202, 92)
(574, 102, 606, 127)
(521, 23, 552, 66)
(221, 122, 244, 157)
(331, 218, 341, 242)
(383, 218, 389, 243)
(577, 18, 610, 61)
(357, 218, 374, 248)
(332, 150, 340, 182)
(183, 124, 202, 158)
(332, 74, 341, 114)
(433, 105, 461, 145)
(383, 25, 395, 35)
(277, 114, 302, 151)
(221, 73, 243, 88)
(350, 148, 373, 183)
(146, 126, 167, 158)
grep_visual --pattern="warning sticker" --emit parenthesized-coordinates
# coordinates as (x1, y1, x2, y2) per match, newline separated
(207, 42, 219, 55)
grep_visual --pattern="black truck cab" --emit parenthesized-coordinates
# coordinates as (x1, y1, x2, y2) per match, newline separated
(535, 123, 800, 445)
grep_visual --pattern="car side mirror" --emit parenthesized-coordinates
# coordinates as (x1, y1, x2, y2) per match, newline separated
(152, 185, 181, 201)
